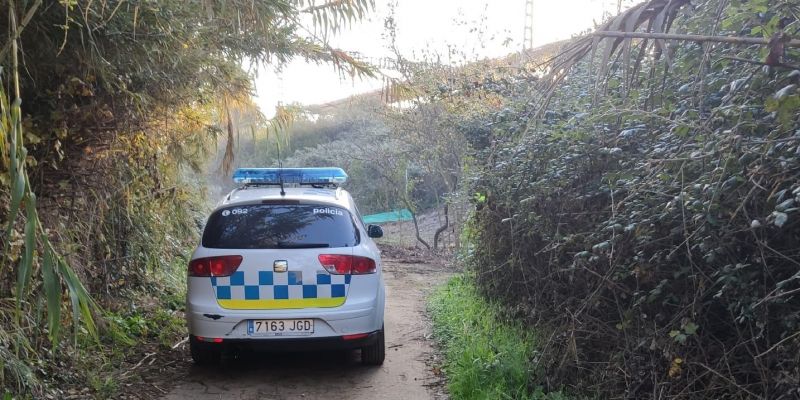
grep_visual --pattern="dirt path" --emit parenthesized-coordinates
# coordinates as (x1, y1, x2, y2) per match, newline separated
(162, 260, 450, 400)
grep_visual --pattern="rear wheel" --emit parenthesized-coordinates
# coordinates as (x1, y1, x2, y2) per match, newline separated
(361, 326, 385, 366)
(190, 336, 221, 365)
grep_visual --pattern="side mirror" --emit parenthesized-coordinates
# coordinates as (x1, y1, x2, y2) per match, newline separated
(367, 224, 384, 238)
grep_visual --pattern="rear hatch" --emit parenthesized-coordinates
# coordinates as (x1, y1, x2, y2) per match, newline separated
(200, 202, 359, 310)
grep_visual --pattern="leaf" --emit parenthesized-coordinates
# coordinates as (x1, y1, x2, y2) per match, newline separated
(683, 322, 698, 335)
(5, 167, 25, 238)
(575, 251, 591, 259)
(592, 241, 611, 253)
(668, 357, 683, 378)
(669, 329, 688, 343)
(41, 248, 62, 343)
(776, 199, 795, 212)
(58, 257, 97, 340)
(16, 193, 37, 300)
(773, 211, 789, 228)
(773, 84, 797, 100)
(621, 3, 648, 92)
(595, 11, 628, 95)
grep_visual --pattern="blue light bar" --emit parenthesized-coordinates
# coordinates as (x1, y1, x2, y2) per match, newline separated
(233, 167, 348, 186)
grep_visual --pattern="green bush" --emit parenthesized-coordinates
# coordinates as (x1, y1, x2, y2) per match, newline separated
(462, 0, 800, 398)
(1, 1, 374, 395)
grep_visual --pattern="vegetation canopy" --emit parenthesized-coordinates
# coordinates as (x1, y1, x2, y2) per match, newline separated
(2, 0, 800, 398)
(0, 0, 373, 396)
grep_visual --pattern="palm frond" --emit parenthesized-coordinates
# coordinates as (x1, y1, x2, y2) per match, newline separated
(0, 38, 97, 346)
(302, 0, 375, 34)
(538, 0, 692, 113)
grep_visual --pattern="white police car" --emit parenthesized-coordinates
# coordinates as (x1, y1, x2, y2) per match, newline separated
(186, 168, 386, 365)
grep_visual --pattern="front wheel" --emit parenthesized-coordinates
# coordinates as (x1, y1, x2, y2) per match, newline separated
(361, 326, 385, 365)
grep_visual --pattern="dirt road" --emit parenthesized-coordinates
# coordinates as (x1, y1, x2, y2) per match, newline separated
(162, 260, 449, 400)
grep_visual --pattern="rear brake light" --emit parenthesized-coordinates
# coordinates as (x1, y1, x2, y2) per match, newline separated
(318, 254, 351, 274)
(189, 255, 242, 277)
(318, 254, 376, 275)
(352, 256, 376, 274)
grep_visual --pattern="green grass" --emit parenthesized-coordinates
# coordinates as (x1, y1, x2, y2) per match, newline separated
(429, 275, 568, 400)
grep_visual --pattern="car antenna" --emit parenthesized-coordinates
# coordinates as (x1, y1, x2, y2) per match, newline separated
(276, 142, 286, 196)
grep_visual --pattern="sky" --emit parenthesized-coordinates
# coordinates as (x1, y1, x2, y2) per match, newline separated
(254, 0, 631, 117)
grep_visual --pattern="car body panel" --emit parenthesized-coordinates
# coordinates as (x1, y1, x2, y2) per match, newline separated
(195, 247, 354, 310)
(186, 186, 385, 342)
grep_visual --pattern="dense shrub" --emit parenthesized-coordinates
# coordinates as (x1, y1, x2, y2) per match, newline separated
(464, 0, 800, 398)
(0, 1, 374, 395)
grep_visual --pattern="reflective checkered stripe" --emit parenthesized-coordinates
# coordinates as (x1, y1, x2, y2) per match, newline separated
(211, 270, 350, 309)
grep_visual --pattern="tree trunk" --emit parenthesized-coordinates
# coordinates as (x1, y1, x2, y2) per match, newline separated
(402, 197, 430, 250)
(409, 208, 430, 250)
(433, 204, 449, 250)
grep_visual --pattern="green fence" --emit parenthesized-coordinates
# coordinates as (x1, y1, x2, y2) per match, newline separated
(362, 209, 412, 224)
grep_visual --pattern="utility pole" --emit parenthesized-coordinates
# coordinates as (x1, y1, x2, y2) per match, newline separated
(523, 0, 534, 51)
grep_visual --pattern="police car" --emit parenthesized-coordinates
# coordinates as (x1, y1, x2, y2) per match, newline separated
(186, 167, 386, 365)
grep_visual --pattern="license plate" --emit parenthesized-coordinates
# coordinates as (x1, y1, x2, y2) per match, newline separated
(248, 319, 314, 336)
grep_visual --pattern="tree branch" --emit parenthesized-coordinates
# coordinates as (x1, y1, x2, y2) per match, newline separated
(594, 31, 800, 48)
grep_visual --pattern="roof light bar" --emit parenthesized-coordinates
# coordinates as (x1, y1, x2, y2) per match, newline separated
(233, 167, 348, 186)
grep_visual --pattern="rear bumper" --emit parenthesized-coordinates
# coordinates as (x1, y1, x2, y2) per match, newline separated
(186, 302, 383, 339)
(186, 277, 386, 339)
(191, 331, 379, 352)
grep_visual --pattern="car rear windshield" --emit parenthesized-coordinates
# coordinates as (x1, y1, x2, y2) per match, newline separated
(202, 204, 359, 249)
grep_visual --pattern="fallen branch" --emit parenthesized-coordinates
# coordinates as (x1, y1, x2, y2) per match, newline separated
(121, 352, 156, 378)
(171, 336, 188, 350)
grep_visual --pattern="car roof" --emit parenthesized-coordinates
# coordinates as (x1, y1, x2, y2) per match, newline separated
(218, 186, 353, 210)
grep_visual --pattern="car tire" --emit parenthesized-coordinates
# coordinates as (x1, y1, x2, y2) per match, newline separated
(190, 336, 221, 365)
(361, 326, 385, 366)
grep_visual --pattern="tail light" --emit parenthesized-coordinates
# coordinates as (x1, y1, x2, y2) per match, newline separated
(189, 255, 243, 277)
(318, 254, 376, 275)
(351, 256, 376, 274)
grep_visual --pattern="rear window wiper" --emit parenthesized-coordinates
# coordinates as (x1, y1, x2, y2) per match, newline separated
(276, 242, 330, 249)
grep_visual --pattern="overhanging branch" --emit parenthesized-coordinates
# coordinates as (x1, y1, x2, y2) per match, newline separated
(594, 31, 800, 48)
